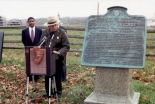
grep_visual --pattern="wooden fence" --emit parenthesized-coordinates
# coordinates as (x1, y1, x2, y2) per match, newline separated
(1, 26, 155, 56)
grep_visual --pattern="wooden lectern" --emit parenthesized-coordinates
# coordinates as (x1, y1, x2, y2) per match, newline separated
(25, 46, 57, 104)
(25, 46, 56, 76)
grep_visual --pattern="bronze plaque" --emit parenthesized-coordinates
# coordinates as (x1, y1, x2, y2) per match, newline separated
(81, 6, 147, 68)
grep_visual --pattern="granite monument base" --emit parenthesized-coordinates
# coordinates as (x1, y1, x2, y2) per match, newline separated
(84, 67, 140, 104)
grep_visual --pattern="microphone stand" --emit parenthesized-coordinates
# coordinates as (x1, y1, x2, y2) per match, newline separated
(48, 34, 58, 103)
(39, 36, 47, 47)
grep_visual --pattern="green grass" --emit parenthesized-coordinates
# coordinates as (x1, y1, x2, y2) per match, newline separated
(4, 72, 15, 79)
(0, 29, 23, 33)
(133, 80, 155, 104)
(0, 28, 155, 103)
(68, 30, 84, 50)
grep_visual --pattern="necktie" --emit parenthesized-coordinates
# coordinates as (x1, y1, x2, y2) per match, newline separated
(31, 28, 34, 42)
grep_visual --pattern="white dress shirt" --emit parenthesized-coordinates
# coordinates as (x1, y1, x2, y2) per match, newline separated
(29, 26, 35, 37)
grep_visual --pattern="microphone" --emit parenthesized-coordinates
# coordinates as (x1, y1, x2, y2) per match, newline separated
(49, 34, 54, 47)
(40, 36, 47, 42)
(39, 36, 47, 47)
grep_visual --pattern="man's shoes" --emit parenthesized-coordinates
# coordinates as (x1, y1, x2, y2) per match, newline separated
(62, 79, 67, 82)
(42, 94, 53, 99)
(53, 91, 62, 99)
(53, 93, 61, 99)
(42, 94, 48, 99)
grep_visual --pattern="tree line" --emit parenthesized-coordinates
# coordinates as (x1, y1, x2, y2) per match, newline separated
(20, 17, 87, 26)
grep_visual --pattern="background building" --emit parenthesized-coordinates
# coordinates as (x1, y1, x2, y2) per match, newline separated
(7, 19, 22, 26)
(0, 16, 7, 26)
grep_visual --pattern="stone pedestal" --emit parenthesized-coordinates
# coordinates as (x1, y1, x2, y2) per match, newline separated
(84, 67, 140, 104)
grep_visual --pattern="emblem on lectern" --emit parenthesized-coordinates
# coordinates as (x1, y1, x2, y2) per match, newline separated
(30, 47, 44, 64)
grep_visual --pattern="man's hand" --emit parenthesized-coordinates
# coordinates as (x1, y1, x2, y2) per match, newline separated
(36, 46, 41, 48)
(53, 50, 60, 54)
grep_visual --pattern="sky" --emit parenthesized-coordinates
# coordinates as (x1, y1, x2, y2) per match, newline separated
(0, 0, 155, 20)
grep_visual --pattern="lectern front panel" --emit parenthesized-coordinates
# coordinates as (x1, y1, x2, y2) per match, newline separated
(25, 47, 56, 76)
(30, 49, 46, 75)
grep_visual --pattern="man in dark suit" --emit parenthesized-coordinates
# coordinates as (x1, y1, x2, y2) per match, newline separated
(22, 17, 42, 82)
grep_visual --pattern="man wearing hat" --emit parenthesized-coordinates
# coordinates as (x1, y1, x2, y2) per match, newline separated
(40, 16, 70, 98)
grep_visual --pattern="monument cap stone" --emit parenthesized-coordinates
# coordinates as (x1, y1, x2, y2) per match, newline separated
(108, 6, 127, 11)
